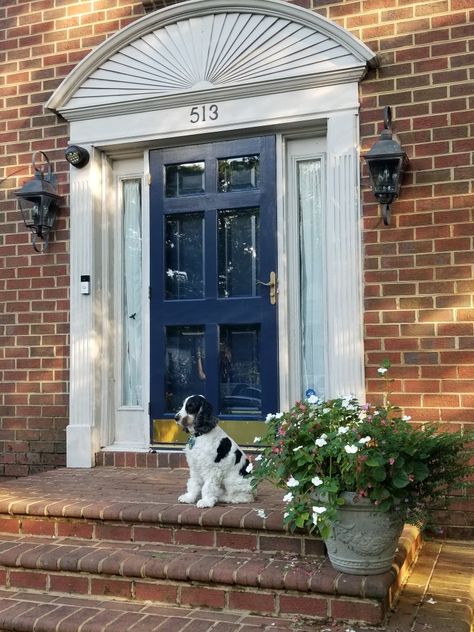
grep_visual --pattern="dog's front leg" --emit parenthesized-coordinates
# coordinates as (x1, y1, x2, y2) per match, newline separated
(178, 475, 202, 504)
(196, 478, 221, 508)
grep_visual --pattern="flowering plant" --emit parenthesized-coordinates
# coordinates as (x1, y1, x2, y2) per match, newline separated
(252, 364, 473, 539)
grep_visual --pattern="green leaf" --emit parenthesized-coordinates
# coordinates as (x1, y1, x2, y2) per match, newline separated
(295, 513, 309, 528)
(366, 454, 385, 467)
(372, 466, 387, 482)
(393, 471, 409, 488)
(412, 461, 429, 481)
(372, 486, 390, 500)
(378, 499, 393, 512)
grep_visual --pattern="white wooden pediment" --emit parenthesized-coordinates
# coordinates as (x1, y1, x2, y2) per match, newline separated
(48, 0, 376, 120)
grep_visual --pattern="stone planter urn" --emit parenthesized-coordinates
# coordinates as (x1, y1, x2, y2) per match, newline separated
(323, 492, 404, 575)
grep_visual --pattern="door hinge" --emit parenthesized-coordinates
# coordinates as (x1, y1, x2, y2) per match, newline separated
(148, 286, 152, 299)
(148, 402, 151, 416)
(147, 172, 151, 186)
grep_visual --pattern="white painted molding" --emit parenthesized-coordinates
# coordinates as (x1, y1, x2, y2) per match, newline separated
(47, 0, 377, 120)
(325, 114, 365, 401)
(67, 148, 101, 467)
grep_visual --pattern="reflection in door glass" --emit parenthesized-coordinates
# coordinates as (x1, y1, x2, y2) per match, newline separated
(122, 179, 142, 406)
(298, 158, 325, 397)
(165, 162, 205, 197)
(218, 208, 259, 298)
(165, 213, 204, 300)
(218, 155, 260, 192)
(220, 325, 261, 415)
(165, 326, 206, 412)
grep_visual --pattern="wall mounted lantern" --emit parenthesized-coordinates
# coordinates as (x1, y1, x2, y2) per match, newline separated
(363, 106, 408, 226)
(65, 145, 90, 169)
(15, 152, 61, 253)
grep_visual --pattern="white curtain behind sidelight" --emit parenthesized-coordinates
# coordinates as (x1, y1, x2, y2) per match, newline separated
(122, 179, 143, 406)
(298, 159, 325, 398)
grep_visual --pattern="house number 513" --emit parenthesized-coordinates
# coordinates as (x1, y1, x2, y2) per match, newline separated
(190, 104, 219, 124)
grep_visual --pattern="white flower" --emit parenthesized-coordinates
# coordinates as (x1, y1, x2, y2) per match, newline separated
(283, 511, 290, 519)
(311, 476, 323, 487)
(341, 396, 355, 410)
(358, 436, 371, 444)
(312, 505, 327, 523)
(255, 509, 267, 518)
(402, 415, 411, 421)
(315, 435, 327, 447)
(293, 445, 303, 452)
(283, 492, 293, 503)
(275, 412, 284, 419)
(253, 436, 261, 443)
(265, 413, 275, 423)
(323, 407, 331, 414)
(308, 394, 319, 404)
(245, 462, 254, 473)
(377, 367, 388, 375)
(344, 444, 358, 454)
(337, 426, 349, 435)
(254, 454, 263, 461)
(287, 476, 299, 487)
(359, 411, 367, 421)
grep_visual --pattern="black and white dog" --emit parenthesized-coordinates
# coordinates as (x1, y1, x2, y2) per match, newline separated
(174, 395, 255, 508)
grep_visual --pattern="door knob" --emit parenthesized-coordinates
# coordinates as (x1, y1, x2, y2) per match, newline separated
(256, 271, 277, 305)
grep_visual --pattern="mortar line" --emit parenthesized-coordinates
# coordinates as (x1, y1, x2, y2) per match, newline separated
(410, 541, 444, 632)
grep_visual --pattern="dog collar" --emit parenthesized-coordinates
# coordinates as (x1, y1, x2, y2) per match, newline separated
(187, 436, 196, 449)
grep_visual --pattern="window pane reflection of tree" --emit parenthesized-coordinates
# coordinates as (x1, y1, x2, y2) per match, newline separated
(220, 325, 261, 415)
(165, 326, 206, 412)
(218, 208, 259, 298)
(165, 212, 204, 300)
(218, 155, 259, 192)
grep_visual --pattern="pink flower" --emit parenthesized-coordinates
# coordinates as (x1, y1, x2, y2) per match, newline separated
(389, 457, 395, 465)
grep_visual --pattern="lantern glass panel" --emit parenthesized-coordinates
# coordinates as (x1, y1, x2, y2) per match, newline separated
(18, 196, 56, 233)
(367, 156, 403, 204)
(18, 197, 40, 229)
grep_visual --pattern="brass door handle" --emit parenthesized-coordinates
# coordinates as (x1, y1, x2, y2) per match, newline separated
(256, 271, 277, 305)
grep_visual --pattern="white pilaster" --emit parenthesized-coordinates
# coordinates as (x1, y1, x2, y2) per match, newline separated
(67, 148, 101, 467)
(326, 112, 365, 400)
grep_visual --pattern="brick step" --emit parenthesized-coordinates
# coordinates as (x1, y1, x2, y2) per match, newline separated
(0, 469, 325, 556)
(0, 588, 313, 631)
(0, 468, 422, 627)
(0, 534, 394, 625)
(0, 507, 325, 557)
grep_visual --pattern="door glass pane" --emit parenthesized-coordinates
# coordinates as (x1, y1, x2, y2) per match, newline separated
(122, 179, 142, 406)
(220, 325, 261, 415)
(298, 159, 325, 397)
(165, 162, 205, 197)
(218, 208, 259, 298)
(165, 212, 204, 300)
(218, 155, 260, 192)
(165, 326, 206, 412)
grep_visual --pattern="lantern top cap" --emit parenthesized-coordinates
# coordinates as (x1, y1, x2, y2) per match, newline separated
(364, 106, 408, 161)
(15, 151, 61, 201)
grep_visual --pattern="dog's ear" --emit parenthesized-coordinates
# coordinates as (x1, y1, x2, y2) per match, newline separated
(195, 399, 217, 435)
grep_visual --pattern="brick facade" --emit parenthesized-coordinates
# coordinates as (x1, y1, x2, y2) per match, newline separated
(0, 0, 473, 532)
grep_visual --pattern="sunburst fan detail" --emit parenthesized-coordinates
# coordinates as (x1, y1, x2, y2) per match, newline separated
(71, 12, 358, 107)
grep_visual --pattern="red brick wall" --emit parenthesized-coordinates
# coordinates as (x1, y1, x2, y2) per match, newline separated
(0, 0, 145, 476)
(0, 0, 472, 534)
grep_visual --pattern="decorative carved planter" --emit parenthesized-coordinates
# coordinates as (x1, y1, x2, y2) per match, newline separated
(324, 492, 404, 575)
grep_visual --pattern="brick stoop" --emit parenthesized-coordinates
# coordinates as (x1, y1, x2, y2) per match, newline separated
(0, 468, 421, 629)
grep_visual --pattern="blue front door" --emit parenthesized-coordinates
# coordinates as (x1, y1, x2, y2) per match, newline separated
(150, 136, 278, 444)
